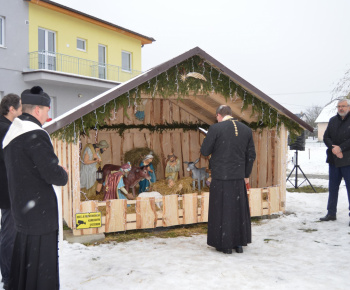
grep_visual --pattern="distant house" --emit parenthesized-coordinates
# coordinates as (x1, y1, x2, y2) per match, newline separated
(315, 100, 338, 141)
(295, 113, 307, 123)
(0, 0, 154, 118)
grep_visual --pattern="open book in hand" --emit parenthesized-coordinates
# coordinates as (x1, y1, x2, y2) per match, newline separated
(199, 127, 208, 134)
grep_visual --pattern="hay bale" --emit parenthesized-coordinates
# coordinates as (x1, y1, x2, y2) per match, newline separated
(150, 177, 209, 195)
(80, 182, 104, 202)
(81, 183, 137, 216)
(123, 147, 160, 169)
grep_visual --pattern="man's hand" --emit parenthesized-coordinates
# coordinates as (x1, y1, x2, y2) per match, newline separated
(332, 145, 342, 155)
(336, 152, 343, 159)
(244, 178, 249, 184)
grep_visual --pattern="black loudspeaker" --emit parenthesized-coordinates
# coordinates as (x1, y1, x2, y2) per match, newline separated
(288, 130, 305, 151)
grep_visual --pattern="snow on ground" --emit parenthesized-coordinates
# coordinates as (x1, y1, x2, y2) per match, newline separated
(3, 139, 350, 289)
(59, 184, 350, 290)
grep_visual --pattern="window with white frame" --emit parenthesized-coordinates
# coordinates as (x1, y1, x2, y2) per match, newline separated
(0, 16, 5, 47)
(77, 38, 86, 51)
(38, 28, 56, 70)
(122, 51, 131, 72)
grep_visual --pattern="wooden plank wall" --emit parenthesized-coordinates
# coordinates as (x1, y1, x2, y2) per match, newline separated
(52, 139, 79, 229)
(80, 99, 208, 180)
(250, 128, 279, 188)
(249, 126, 288, 213)
(81, 99, 283, 187)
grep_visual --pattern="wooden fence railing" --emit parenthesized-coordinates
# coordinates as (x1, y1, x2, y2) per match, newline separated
(72, 187, 281, 236)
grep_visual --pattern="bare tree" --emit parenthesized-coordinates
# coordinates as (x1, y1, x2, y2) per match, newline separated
(304, 105, 323, 129)
(332, 67, 350, 101)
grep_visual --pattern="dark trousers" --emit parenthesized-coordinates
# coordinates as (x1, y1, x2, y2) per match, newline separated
(328, 164, 350, 216)
(207, 179, 251, 249)
(9, 230, 59, 290)
(0, 208, 16, 284)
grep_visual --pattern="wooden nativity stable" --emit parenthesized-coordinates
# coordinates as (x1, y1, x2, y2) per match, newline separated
(45, 47, 312, 236)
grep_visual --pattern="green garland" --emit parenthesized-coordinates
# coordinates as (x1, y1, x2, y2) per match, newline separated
(98, 121, 210, 136)
(51, 55, 304, 142)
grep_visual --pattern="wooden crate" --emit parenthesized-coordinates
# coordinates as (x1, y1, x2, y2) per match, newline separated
(247, 187, 281, 217)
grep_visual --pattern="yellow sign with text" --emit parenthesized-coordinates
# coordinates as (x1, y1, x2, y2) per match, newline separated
(75, 212, 102, 229)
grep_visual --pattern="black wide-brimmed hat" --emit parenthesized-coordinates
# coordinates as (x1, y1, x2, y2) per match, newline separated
(21, 86, 51, 107)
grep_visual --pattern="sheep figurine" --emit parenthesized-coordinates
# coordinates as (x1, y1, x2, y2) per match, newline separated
(138, 191, 163, 209)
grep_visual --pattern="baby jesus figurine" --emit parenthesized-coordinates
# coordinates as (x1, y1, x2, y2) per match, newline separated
(166, 177, 183, 194)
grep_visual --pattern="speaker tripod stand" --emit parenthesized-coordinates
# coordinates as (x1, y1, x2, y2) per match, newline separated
(286, 150, 316, 192)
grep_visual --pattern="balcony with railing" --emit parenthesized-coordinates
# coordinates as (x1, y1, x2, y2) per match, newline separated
(28, 51, 142, 83)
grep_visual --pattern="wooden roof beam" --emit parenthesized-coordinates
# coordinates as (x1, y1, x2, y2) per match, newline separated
(189, 96, 217, 116)
(207, 93, 259, 123)
(169, 100, 215, 125)
(140, 93, 192, 100)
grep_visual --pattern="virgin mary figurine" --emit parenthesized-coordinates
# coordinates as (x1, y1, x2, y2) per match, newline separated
(138, 153, 156, 193)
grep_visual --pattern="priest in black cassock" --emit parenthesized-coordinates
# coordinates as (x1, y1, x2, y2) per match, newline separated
(200, 105, 256, 254)
(3, 86, 68, 289)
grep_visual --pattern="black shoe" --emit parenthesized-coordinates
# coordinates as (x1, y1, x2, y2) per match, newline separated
(320, 214, 336, 221)
(3, 283, 9, 290)
(222, 248, 233, 254)
(235, 246, 243, 253)
(215, 247, 222, 252)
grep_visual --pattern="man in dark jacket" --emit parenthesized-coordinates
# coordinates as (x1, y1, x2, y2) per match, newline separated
(320, 99, 350, 226)
(3, 86, 68, 290)
(0, 94, 22, 289)
(200, 105, 256, 254)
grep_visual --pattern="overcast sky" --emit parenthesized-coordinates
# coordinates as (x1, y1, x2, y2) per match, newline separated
(53, 0, 350, 114)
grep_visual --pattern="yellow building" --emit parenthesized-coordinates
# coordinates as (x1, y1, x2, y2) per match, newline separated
(27, 0, 154, 82)
(0, 0, 154, 117)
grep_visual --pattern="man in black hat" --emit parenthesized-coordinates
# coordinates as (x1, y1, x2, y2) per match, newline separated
(3, 86, 68, 290)
(0, 94, 22, 289)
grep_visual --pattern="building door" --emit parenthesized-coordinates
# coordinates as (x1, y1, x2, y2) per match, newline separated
(38, 28, 56, 70)
(98, 44, 106, 79)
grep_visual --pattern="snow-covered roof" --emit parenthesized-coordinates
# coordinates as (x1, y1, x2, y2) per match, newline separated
(315, 100, 338, 123)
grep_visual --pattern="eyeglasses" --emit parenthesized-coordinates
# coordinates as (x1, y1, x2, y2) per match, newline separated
(336, 105, 349, 109)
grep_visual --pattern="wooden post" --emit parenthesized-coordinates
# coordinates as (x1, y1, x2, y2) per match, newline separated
(249, 188, 262, 217)
(278, 125, 288, 212)
(183, 193, 198, 224)
(105, 199, 127, 232)
(200, 192, 209, 222)
(78, 200, 99, 235)
(136, 197, 157, 229)
(162, 194, 180, 227)
(268, 187, 280, 214)
(71, 141, 82, 235)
